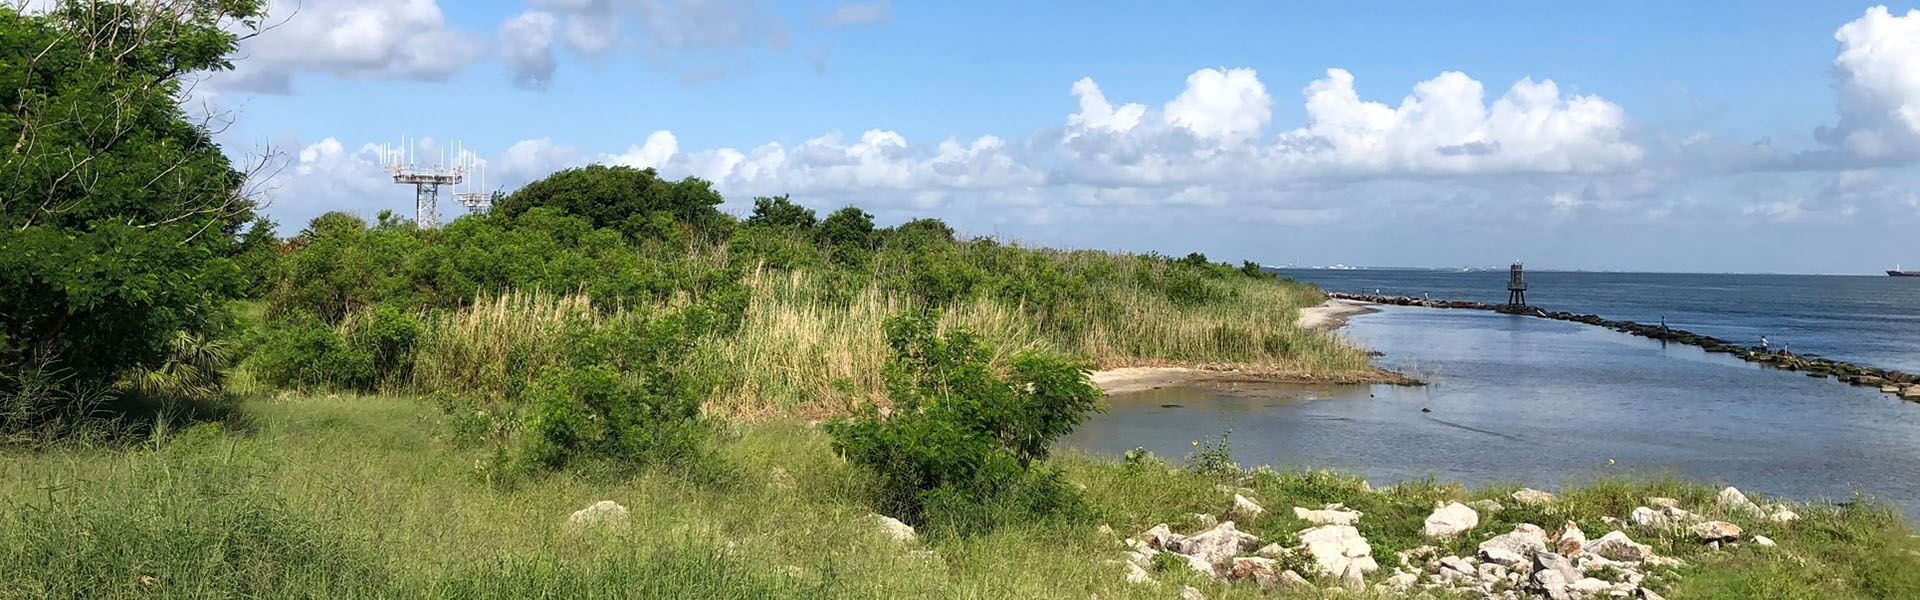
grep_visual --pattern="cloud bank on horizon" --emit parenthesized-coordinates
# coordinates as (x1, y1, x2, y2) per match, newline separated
(199, 1, 1920, 273)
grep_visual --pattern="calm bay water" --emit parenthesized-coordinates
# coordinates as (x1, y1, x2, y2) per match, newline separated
(1062, 271, 1920, 519)
(1279, 269, 1920, 373)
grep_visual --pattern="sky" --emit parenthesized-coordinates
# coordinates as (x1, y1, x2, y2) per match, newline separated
(172, 0, 1920, 274)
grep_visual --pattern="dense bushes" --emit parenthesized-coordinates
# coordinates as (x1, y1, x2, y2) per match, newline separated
(0, 2, 265, 437)
(487, 306, 719, 480)
(825, 311, 1103, 534)
(250, 305, 421, 392)
(227, 162, 1355, 472)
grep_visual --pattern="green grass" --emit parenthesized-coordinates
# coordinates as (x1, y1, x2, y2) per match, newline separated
(4, 394, 1915, 599)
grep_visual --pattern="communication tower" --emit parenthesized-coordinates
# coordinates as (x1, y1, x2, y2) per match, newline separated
(383, 137, 482, 228)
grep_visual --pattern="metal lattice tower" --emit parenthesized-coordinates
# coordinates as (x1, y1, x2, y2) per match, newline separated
(385, 137, 486, 228)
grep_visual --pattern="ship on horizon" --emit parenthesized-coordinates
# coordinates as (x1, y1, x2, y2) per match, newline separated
(1890, 265, 1920, 277)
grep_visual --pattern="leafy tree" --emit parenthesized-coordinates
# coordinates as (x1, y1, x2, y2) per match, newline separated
(233, 218, 284, 298)
(272, 212, 421, 323)
(887, 217, 957, 250)
(745, 195, 817, 229)
(819, 206, 876, 267)
(492, 165, 732, 246)
(0, 1, 267, 427)
(1239, 260, 1267, 278)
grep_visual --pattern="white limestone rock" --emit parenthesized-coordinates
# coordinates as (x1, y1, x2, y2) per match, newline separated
(1512, 488, 1557, 506)
(564, 500, 631, 531)
(1293, 504, 1363, 526)
(1124, 561, 1156, 585)
(1169, 521, 1260, 568)
(1585, 530, 1655, 562)
(1228, 494, 1266, 522)
(873, 514, 918, 542)
(1422, 502, 1480, 539)
(1297, 524, 1379, 577)
(1478, 523, 1550, 557)
(1717, 487, 1765, 518)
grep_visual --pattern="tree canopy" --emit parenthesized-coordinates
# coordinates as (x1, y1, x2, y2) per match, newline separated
(0, 1, 266, 411)
(492, 165, 731, 246)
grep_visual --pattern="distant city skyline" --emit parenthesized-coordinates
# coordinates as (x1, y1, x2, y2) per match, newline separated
(193, 1, 1920, 275)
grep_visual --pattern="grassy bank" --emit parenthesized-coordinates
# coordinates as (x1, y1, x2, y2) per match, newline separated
(4, 394, 1913, 599)
(334, 248, 1377, 422)
(695, 263, 1372, 421)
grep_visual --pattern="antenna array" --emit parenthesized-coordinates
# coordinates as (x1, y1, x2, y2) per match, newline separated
(384, 136, 491, 227)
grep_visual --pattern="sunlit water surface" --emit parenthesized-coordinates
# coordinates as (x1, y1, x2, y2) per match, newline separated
(1062, 306, 1920, 520)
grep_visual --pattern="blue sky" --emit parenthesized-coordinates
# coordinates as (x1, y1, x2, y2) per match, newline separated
(204, 1, 1920, 274)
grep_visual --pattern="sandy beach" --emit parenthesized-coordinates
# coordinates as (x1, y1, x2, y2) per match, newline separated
(1296, 297, 1378, 330)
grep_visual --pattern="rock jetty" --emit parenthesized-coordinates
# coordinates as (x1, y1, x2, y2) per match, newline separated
(1329, 292, 1920, 403)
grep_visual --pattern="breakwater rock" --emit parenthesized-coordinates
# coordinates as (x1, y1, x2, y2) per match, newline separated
(1328, 293, 1920, 403)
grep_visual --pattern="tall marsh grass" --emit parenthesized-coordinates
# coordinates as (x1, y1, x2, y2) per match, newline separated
(410, 292, 608, 405)
(384, 260, 1377, 421)
(697, 266, 1376, 420)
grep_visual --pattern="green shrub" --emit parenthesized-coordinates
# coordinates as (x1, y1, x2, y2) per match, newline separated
(495, 308, 722, 480)
(1185, 430, 1237, 477)
(342, 305, 423, 382)
(513, 364, 716, 479)
(251, 312, 375, 391)
(251, 306, 422, 393)
(825, 311, 1103, 534)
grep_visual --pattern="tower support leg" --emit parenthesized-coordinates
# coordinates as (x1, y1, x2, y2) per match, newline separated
(415, 184, 439, 228)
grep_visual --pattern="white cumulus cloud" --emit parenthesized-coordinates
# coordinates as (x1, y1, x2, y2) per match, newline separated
(1163, 67, 1271, 141)
(604, 130, 681, 169)
(501, 11, 561, 89)
(1274, 69, 1641, 175)
(260, 66, 1647, 232)
(1822, 5, 1920, 159)
(215, 0, 485, 94)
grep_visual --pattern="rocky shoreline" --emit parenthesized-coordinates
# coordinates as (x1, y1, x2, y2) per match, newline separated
(1113, 485, 1797, 600)
(1330, 292, 1920, 404)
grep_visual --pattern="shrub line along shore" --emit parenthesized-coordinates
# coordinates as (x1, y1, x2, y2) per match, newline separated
(1329, 292, 1920, 403)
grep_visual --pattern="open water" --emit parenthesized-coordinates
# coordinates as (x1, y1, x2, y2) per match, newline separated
(1061, 270, 1920, 520)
